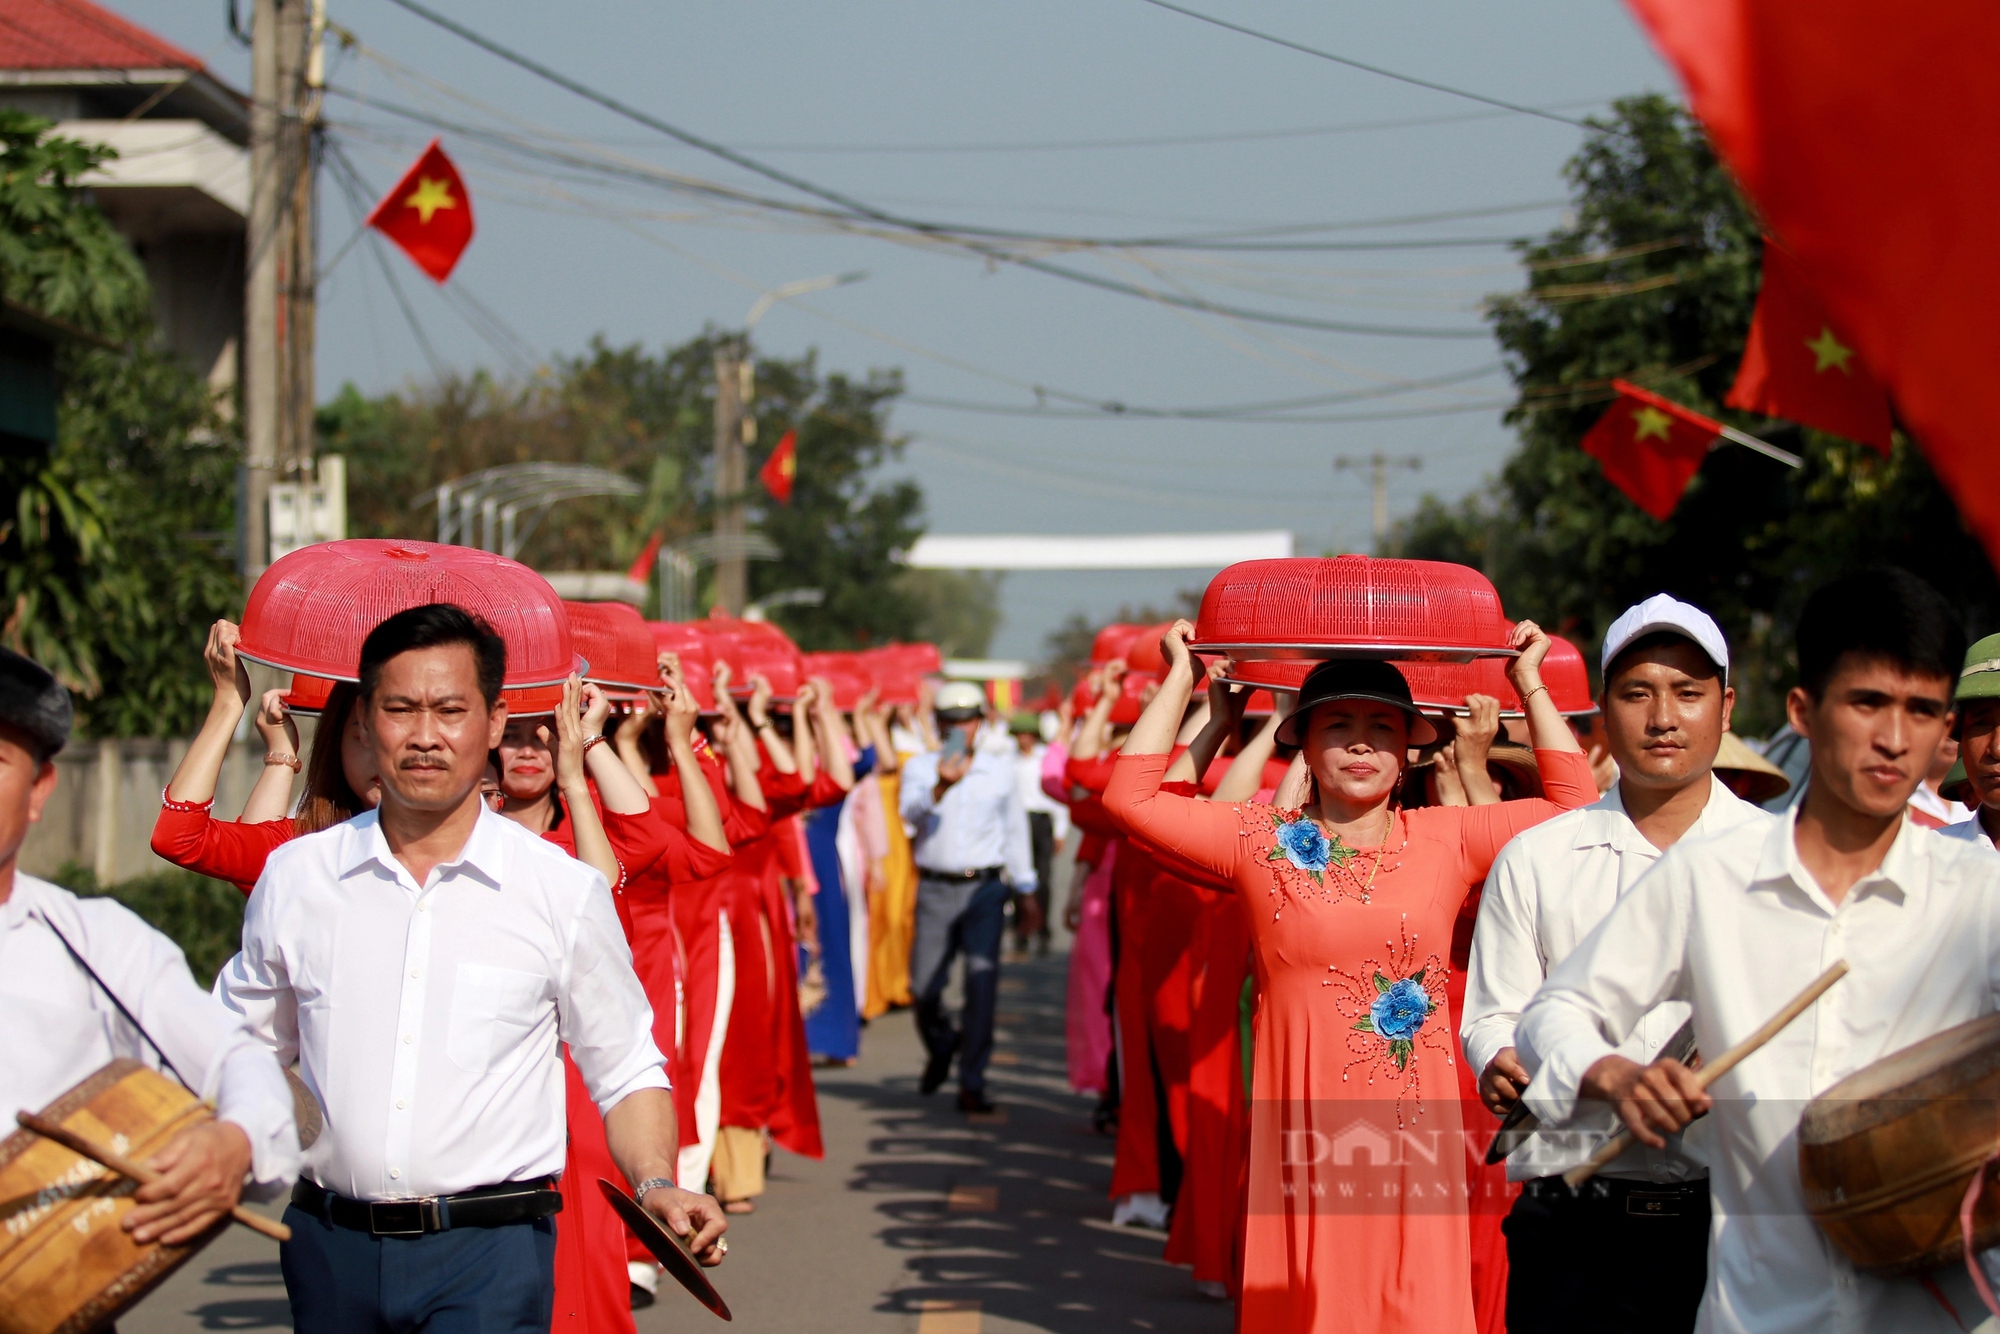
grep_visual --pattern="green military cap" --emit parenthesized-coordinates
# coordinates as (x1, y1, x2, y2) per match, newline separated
(1959, 633, 2000, 702)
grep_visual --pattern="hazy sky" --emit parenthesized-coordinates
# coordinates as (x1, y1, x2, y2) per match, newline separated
(115, 0, 1674, 658)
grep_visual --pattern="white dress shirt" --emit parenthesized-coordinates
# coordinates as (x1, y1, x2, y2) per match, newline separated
(1517, 806, 2000, 1334)
(1464, 776, 1770, 1181)
(1, 874, 299, 1195)
(1016, 743, 1073, 842)
(215, 806, 669, 1201)
(900, 748, 1038, 892)
(1941, 811, 1997, 851)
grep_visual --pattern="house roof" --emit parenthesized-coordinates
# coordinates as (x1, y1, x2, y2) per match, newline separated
(0, 0, 203, 73)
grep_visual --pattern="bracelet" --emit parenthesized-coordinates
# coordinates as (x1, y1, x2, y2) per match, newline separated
(581, 735, 609, 755)
(264, 752, 302, 772)
(159, 789, 215, 814)
(1519, 683, 1549, 705)
(633, 1176, 676, 1205)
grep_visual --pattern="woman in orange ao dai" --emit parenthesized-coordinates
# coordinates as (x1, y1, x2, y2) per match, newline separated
(1103, 620, 1595, 1334)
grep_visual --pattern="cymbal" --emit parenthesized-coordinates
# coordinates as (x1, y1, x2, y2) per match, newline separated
(596, 1179, 732, 1321)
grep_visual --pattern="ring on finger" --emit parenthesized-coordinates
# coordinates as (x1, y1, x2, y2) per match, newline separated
(715, 1237, 729, 1255)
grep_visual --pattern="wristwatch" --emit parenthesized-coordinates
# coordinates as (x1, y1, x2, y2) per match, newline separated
(633, 1176, 676, 1205)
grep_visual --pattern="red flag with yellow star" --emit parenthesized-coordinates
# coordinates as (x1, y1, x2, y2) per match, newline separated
(1579, 380, 1722, 520)
(1725, 239, 1892, 455)
(366, 139, 474, 283)
(759, 429, 797, 504)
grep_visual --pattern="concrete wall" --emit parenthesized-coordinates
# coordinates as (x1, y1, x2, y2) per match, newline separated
(20, 728, 311, 884)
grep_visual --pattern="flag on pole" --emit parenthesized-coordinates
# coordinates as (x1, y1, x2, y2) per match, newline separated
(1580, 380, 1723, 520)
(626, 531, 665, 584)
(1625, 0, 2000, 566)
(759, 429, 797, 504)
(1725, 240, 1893, 455)
(366, 139, 475, 283)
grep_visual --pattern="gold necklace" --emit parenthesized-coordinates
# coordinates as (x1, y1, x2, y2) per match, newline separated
(1315, 806, 1397, 903)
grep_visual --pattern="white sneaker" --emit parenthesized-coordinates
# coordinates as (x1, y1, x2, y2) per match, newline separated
(629, 1261, 660, 1295)
(1111, 1192, 1170, 1230)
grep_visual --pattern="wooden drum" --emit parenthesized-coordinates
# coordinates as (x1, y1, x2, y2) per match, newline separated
(1798, 1011, 2000, 1276)
(0, 1059, 224, 1334)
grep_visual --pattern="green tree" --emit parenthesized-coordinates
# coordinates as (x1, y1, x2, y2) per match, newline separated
(319, 333, 935, 649)
(0, 111, 240, 734)
(1393, 95, 2000, 734)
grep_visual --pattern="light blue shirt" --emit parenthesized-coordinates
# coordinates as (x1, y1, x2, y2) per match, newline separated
(900, 748, 1038, 892)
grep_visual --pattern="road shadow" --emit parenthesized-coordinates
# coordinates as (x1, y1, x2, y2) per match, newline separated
(817, 952, 1234, 1334)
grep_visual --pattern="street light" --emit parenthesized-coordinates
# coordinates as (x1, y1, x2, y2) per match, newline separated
(744, 269, 869, 331)
(712, 270, 868, 614)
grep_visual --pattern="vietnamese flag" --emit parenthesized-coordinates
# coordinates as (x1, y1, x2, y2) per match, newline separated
(1625, 0, 2000, 567)
(366, 139, 474, 283)
(1579, 380, 1722, 520)
(1725, 239, 1893, 455)
(759, 429, 797, 504)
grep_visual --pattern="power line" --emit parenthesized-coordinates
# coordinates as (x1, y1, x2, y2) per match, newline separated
(326, 85, 1558, 254)
(903, 394, 1517, 424)
(1132, 0, 1608, 133)
(901, 361, 1503, 421)
(718, 101, 1613, 154)
(371, 0, 1493, 338)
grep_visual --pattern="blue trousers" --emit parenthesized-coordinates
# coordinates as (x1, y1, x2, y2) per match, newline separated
(280, 1205, 557, 1334)
(912, 874, 1010, 1094)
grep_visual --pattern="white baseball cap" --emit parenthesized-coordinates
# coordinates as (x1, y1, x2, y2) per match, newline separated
(1600, 594, 1729, 681)
(933, 681, 987, 717)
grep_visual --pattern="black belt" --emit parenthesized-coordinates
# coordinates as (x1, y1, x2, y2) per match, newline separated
(919, 865, 1003, 882)
(292, 1177, 562, 1236)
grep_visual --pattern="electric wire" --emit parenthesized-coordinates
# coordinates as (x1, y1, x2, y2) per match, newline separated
(1132, 0, 1609, 133)
(370, 0, 1496, 337)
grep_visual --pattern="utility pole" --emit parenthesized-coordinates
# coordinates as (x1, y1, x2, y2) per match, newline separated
(712, 339, 749, 615)
(244, 0, 320, 578)
(1334, 453, 1423, 549)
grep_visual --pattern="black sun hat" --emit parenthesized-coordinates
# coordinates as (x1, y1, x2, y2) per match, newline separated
(1274, 659, 1439, 749)
(0, 646, 72, 759)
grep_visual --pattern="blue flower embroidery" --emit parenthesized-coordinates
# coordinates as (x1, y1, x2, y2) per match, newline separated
(1266, 812, 1357, 887)
(1351, 969, 1436, 1069)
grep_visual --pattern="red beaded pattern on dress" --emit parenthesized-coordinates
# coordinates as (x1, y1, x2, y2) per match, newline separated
(1237, 803, 1409, 914)
(1323, 915, 1449, 1127)
(158, 789, 215, 814)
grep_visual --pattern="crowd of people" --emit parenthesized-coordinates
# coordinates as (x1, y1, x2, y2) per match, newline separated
(1039, 565, 2000, 1334)
(4, 550, 2000, 1334)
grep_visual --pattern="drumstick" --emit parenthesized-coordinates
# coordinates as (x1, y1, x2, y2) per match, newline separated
(1562, 959, 1849, 1189)
(17, 1111, 292, 1243)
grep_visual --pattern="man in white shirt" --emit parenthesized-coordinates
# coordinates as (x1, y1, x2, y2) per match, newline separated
(901, 681, 1038, 1113)
(1464, 595, 1770, 1333)
(1942, 630, 2000, 852)
(1012, 711, 1070, 956)
(215, 605, 724, 1332)
(1519, 568, 1999, 1334)
(0, 647, 298, 1247)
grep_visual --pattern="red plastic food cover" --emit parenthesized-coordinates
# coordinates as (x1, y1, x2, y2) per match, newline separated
(238, 540, 582, 686)
(565, 601, 662, 694)
(703, 613, 804, 700)
(648, 621, 718, 713)
(803, 651, 874, 711)
(497, 682, 569, 717)
(1540, 634, 1597, 715)
(859, 643, 940, 707)
(1222, 659, 1311, 692)
(281, 672, 337, 715)
(1123, 622, 1177, 676)
(1192, 555, 1512, 662)
(282, 670, 565, 717)
(1090, 623, 1146, 664)
(1108, 670, 1156, 726)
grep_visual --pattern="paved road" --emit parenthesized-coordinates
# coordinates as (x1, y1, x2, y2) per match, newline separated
(120, 950, 1231, 1334)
